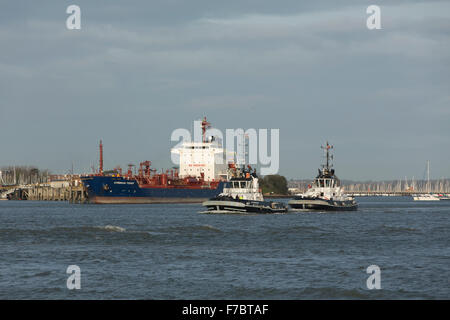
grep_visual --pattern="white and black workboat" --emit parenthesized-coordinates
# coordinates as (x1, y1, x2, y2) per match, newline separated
(288, 142, 357, 211)
(202, 165, 287, 214)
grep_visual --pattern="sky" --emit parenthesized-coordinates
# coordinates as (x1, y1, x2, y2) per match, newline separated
(0, 0, 449, 180)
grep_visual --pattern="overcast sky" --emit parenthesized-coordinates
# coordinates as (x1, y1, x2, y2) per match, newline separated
(0, 0, 449, 180)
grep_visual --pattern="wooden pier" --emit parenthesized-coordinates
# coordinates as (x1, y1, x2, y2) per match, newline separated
(27, 185, 87, 203)
(68, 186, 89, 203)
(3, 184, 88, 203)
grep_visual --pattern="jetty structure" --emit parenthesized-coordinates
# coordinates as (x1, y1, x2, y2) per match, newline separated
(1, 176, 87, 203)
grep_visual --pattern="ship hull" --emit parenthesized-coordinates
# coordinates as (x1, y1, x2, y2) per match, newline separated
(202, 199, 288, 214)
(81, 176, 225, 204)
(88, 196, 213, 204)
(288, 198, 358, 211)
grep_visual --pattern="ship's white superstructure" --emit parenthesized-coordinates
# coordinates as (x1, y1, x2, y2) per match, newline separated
(172, 139, 228, 181)
(220, 169, 263, 201)
(171, 117, 228, 181)
(299, 175, 353, 202)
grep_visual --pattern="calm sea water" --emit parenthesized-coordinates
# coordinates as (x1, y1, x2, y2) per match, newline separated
(0, 197, 448, 299)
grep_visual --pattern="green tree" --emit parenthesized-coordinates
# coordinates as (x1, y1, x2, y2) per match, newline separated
(260, 175, 288, 195)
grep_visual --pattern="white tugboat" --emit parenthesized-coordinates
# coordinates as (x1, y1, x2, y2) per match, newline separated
(202, 164, 288, 214)
(288, 142, 357, 211)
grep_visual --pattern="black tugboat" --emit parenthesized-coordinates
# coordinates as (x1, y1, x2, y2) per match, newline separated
(202, 164, 288, 214)
(288, 142, 357, 211)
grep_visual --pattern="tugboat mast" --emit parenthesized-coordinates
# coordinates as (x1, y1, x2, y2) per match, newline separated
(288, 141, 357, 211)
(321, 141, 333, 173)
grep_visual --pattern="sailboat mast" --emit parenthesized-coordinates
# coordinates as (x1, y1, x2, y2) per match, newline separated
(427, 160, 430, 193)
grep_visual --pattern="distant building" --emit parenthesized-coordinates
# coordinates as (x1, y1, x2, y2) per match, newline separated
(48, 174, 81, 187)
(49, 181, 70, 188)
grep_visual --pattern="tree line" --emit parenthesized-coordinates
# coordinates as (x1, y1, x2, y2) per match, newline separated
(259, 175, 289, 195)
(0, 166, 51, 185)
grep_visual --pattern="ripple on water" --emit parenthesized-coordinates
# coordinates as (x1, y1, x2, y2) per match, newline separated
(375, 224, 422, 235)
(0, 199, 448, 299)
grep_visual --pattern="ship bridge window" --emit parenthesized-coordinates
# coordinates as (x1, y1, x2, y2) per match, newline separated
(319, 179, 325, 187)
(240, 182, 246, 188)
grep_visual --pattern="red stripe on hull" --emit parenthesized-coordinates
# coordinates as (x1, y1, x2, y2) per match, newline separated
(89, 196, 208, 204)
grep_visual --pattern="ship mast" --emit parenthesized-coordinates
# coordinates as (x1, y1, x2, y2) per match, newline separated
(321, 141, 333, 173)
(99, 140, 104, 176)
(201, 117, 211, 143)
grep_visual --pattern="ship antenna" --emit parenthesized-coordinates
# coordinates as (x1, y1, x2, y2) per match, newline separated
(201, 117, 211, 143)
(321, 141, 333, 172)
(99, 140, 104, 176)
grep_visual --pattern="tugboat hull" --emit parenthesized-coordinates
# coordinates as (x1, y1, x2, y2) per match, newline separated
(288, 198, 358, 211)
(202, 199, 288, 214)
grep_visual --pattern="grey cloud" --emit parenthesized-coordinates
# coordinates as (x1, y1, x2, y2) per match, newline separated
(0, 0, 449, 179)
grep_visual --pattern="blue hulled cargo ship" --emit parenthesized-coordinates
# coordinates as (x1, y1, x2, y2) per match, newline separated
(81, 118, 229, 204)
(81, 175, 226, 204)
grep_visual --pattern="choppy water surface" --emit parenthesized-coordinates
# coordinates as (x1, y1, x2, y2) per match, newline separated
(0, 197, 448, 299)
